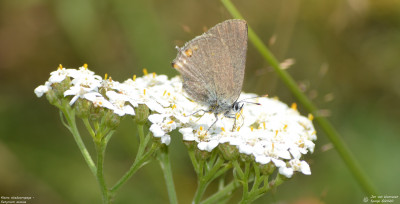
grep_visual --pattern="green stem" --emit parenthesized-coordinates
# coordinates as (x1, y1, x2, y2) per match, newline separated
(188, 149, 199, 172)
(136, 124, 148, 158)
(137, 123, 145, 142)
(159, 148, 178, 204)
(250, 163, 262, 194)
(193, 159, 206, 203)
(232, 160, 244, 179)
(193, 156, 226, 204)
(239, 162, 250, 204)
(96, 140, 110, 203)
(198, 160, 205, 177)
(247, 179, 268, 203)
(104, 130, 115, 144)
(207, 150, 218, 170)
(240, 163, 270, 203)
(203, 158, 225, 181)
(110, 144, 156, 193)
(201, 181, 239, 204)
(82, 118, 96, 138)
(60, 106, 96, 176)
(210, 162, 232, 181)
(221, 0, 378, 196)
(262, 176, 269, 192)
(110, 124, 156, 193)
(193, 178, 208, 204)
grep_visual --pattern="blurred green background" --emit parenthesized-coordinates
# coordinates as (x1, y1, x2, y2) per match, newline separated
(1, 0, 399, 203)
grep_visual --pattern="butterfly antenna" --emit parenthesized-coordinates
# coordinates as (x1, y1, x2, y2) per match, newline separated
(238, 94, 268, 105)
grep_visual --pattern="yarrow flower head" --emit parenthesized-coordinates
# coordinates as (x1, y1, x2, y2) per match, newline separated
(35, 65, 317, 177)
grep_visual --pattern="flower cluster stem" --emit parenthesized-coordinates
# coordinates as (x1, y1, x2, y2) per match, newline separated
(191, 151, 233, 204)
(59, 102, 96, 175)
(232, 161, 272, 204)
(193, 179, 208, 204)
(59, 99, 158, 203)
(158, 147, 178, 204)
(59, 101, 112, 203)
(201, 181, 238, 204)
(95, 139, 110, 203)
(221, 0, 378, 196)
(110, 124, 156, 193)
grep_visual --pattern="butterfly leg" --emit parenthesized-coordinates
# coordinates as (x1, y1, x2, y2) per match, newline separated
(206, 112, 219, 133)
(188, 108, 207, 116)
(224, 111, 238, 131)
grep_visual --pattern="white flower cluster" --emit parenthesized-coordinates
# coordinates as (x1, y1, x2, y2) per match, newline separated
(178, 95, 317, 177)
(35, 66, 317, 178)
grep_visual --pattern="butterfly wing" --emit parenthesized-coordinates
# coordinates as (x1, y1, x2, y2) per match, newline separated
(206, 19, 248, 103)
(172, 34, 233, 106)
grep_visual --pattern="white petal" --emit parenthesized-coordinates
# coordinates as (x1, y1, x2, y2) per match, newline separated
(113, 108, 125, 116)
(238, 144, 253, 155)
(300, 161, 311, 175)
(278, 149, 292, 160)
(49, 69, 68, 83)
(197, 142, 208, 151)
(305, 140, 315, 153)
(106, 91, 122, 101)
(128, 99, 138, 107)
(289, 148, 301, 159)
(180, 128, 195, 141)
(34, 85, 49, 97)
(148, 114, 164, 124)
(271, 158, 286, 168)
(255, 156, 271, 164)
(69, 95, 80, 105)
(161, 135, 171, 145)
(123, 105, 135, 116)
(145, 101, 165, 113)
(64, 88, 77, 97)
(206, 140, 219, 152)
(84, 92, 102, 100)
(150, 124, 164, 137)
(279, 166, 293, 178)
(228, 137, 242, 146)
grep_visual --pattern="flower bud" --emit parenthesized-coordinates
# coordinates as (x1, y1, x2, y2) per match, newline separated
(195, 147, 212, 160)
(52, 77, 71, 98)
(75, 99, 92, 118)
(45, 89, 59, 106)
(89, 106, 103, 121)
(135, 104, 149, 125)
(104, 110, 121, 129)
(259, 162, 276, 176)
(218, 143, 239, 161)
(239, 153, 255, 163)
(184, 140, 196, 150)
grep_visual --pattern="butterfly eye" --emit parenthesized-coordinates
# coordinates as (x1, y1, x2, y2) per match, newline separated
(233, 102, 245, 112)
(232, 102, 240, 112)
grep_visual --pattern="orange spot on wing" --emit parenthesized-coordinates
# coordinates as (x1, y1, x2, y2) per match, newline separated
(185, 48, 193, 57)
(172, 62, 180, 70)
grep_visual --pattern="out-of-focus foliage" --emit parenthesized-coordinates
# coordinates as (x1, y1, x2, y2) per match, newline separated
(1, 0, 399, 203)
